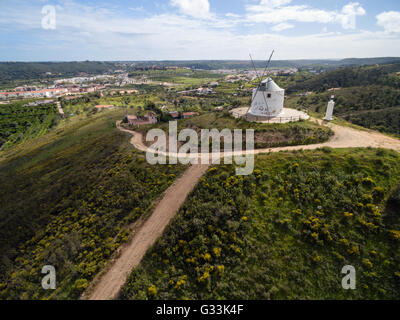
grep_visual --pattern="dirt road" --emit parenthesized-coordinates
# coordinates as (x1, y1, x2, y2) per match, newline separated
(85, 119, 400, 300)
(117, 119, 400, 157)
(85, 162, 209, 300)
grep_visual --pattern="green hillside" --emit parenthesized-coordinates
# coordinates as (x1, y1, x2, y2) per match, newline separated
(0, 101, 60, 149)
(0, 110, 185, 299)
(287, 63, 400, 93)
(286, 64, 400, 136)
(121, 148, 400, 299)
(295, 85, 400, 136)
(0, 61, 118, 82)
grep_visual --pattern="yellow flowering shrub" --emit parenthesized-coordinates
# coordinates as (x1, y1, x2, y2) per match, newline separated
(148, 284, 158, 296)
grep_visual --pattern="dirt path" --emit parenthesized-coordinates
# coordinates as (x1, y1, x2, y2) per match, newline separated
(85, 162, 209, 300)
(85, 119, 400, 300)
(56, 101, 64, 117)
(117, 119, 400, 157)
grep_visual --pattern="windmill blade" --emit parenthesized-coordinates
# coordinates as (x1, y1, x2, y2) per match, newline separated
(249, 53, 267, 102)
(246, 54, 264, 114)
(259, 50, 275, 82)
(249, 54, 261, 81)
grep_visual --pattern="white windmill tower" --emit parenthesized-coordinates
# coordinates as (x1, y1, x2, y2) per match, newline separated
(246, 50, 285, 120)
(324, 95, 335, 121)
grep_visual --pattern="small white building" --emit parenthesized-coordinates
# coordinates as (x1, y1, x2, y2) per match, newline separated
(247, 77, 284, 119)
(324, 95, 335, 121)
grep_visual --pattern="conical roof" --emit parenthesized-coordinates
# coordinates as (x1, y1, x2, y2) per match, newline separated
(260, 77, 283, 91)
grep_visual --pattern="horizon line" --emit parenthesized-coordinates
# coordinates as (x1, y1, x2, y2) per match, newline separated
(1, 56, 400, 63)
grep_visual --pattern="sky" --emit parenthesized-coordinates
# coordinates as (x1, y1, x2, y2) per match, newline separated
(0, 0, 399, 61)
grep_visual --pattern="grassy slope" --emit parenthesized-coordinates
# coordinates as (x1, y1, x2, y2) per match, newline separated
(121, 148, 400, 299)
(0, 110, 185, 299)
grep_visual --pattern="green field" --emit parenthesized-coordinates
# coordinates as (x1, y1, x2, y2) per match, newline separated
(121, 148, 400, 299)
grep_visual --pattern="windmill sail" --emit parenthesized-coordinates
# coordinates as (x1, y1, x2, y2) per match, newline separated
(246, 51, 274, 114)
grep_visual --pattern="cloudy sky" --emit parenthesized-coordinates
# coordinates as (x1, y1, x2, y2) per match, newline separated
(0, 0, 399, 61)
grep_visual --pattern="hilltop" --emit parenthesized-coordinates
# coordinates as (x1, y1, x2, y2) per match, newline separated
(0, 61, 399, 300)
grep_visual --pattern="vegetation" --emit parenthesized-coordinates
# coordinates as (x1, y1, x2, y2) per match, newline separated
(297, 86, 400, 114)
(2, 58, 399, 89)
(125, 57, 400, 71)
(348, 109, 400, 137)
(0, 101, 60, 149)
(128, 69, 222, 88)
(121, 148, 400, 299)
(0, 61, 119, 87)
(295, 85, 400, 136)
(287, 63, 400, 93)
(283, 63, 400, 136)
(1, 60, 400, 300)
(0, 110, 185, 299)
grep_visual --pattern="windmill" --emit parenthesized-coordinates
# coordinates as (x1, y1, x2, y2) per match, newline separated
(246, 50, 285, 119)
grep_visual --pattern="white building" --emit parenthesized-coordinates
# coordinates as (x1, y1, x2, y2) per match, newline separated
(247, 77, 284, 119)
(0, 88, 68, 100)
(324, 95, 335, 121)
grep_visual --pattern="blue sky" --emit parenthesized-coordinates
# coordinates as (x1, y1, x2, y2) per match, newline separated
(0, 0, 399, 61)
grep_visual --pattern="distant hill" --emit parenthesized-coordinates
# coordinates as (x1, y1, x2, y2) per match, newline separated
(122, 57, 400, 70)
(0, 61, 119, 85)
(1, 58, 399, 84)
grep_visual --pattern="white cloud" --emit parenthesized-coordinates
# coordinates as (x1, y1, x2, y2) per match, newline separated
(338, 2, 366, 29)
(129, 7, 145, 12)
(377, 11, 400, 33)
(246, 4, 334, 24)
(270, 22, 294, 32)
(170, 0, 211, 19)
(0, 1, 398, 61)
(246, 1, 365, 30)
(260, 0, 292, 7)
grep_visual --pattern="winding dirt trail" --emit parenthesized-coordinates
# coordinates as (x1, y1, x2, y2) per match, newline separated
(117, 119, 400, 156)
(85, 119, 400, 300)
